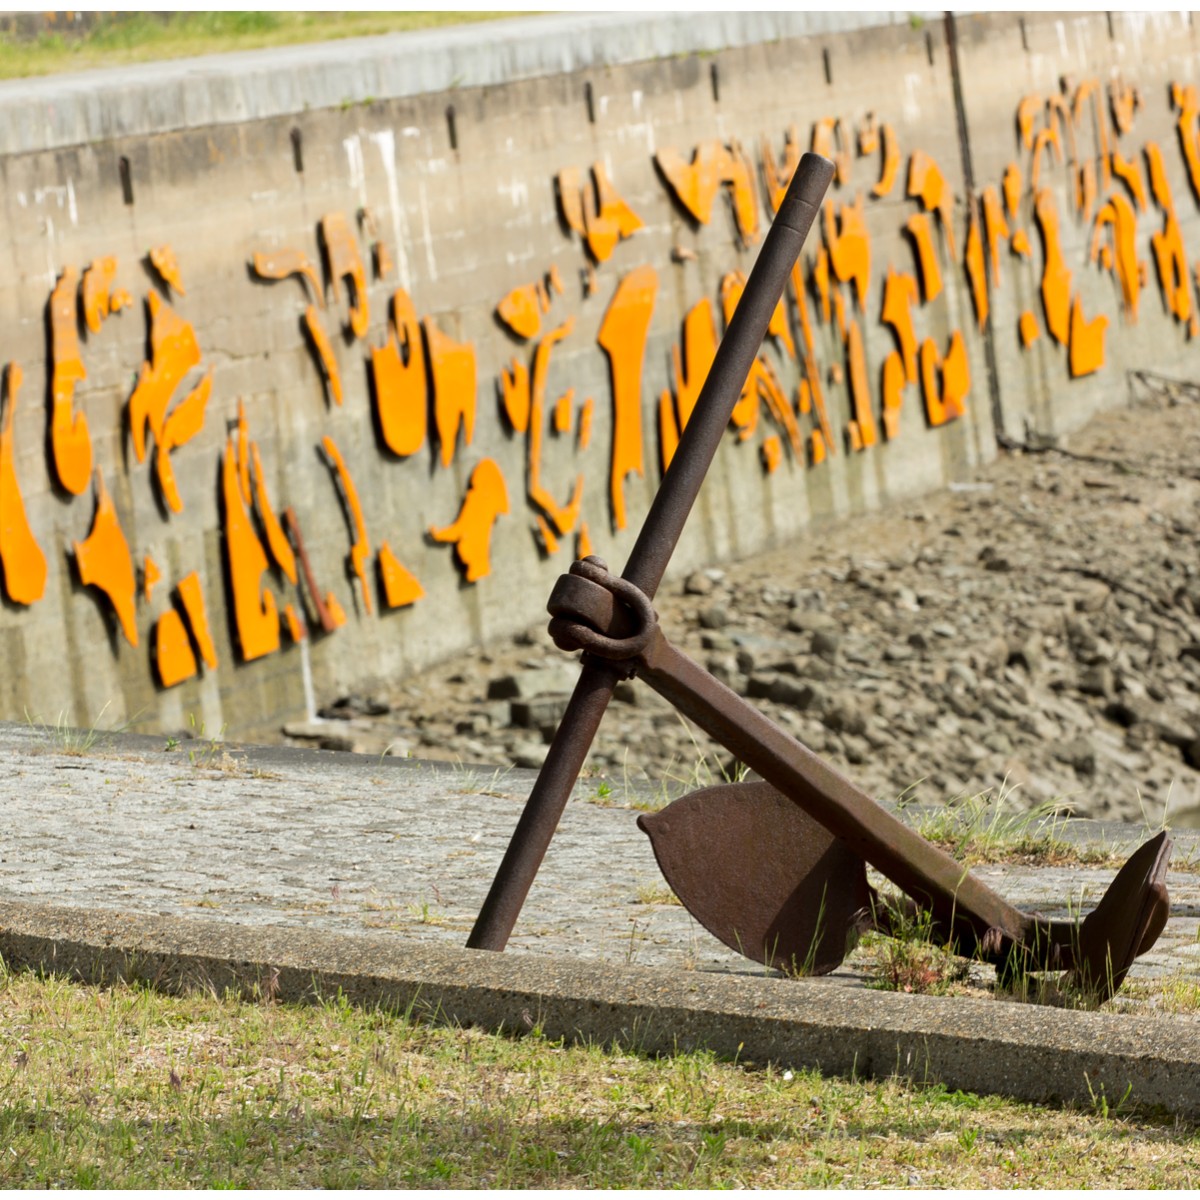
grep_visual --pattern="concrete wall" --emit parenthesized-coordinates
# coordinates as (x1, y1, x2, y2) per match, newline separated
(0, 11, 1197, 740)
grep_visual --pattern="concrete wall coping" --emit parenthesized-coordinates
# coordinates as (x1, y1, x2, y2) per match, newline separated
(5, 11, 934, 156)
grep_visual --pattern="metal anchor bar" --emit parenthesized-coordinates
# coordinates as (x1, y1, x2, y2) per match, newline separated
(466, 152, 837, 952)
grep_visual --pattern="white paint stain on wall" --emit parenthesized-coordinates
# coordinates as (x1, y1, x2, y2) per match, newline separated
(343, 133, 367, 208)
(904, 73, 923, 124)
(415, 179, 438, 283)
(368, 128, 413, 294)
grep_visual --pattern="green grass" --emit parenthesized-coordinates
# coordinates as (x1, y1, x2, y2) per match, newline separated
(0, 12, 517, 80)
(0, 966, 1196, 1188)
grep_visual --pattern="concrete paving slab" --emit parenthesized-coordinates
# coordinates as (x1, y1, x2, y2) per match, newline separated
(0, 722, 1198, 1117)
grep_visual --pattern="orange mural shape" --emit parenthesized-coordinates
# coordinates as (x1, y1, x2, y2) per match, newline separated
(303, 305, 344, 407)
(176, 570, 218, 670)
(824, 195, 871, 312)
(252, 248, 323, 306)
(810, 117, 852, 186)
(905, 213, 943, 304)
(579, 162, 644, 262)
(964, 199, 988, 330)
(156, 369, 211, 514)
(49, 266, 92, 496)
(0, 364, 47, 606)
(496, 283, 542, 340)
(1171, 83, 1200, 205)
(429, 458, 510, 583)
(425, 317, 477, 469)
(222, 437, 279, 662)
(660, 297, 718, 471)
(155, 609, 197, 687)
(371, 290, 427, 457)
(1146, 142, 1196, 327)
(1019, 310, 1040, 347)
(249, 442, 297, 585)
(761, 124, 802, 214)
(1068, 295, 1108, 378)
(378, 541, 424, 609)
(73, 469, 138, 647)
(872, 123, 900, 198)
(761, 435, 782, 474)
(881, 350, 906, 441)
(844, 320, 877, 452)
(655, 141, 759, 241)
(81, 257, 120, 335)
(981, 187, 1010, 284)
(907, 150, 956, 259)
(1110, 151, 1147, 211)
(322, 436, 374, 616)
(319, 211, 369, 339)
(919, 333, 969, 428)
(149, 244, 185, 296)
(597, 266, 656, 530)
(1091, 193, 1143, 322)
(128, 291, 202, 464)
(142, 554, 161, 602)
(1033, 189, 1072, 346)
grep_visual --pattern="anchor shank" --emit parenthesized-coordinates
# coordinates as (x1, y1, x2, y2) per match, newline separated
(637, 627, 1035, 949)
(465, 154, 835, 952)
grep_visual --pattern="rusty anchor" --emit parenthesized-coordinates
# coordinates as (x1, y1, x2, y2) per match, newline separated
(466, 152, 1171, 1002)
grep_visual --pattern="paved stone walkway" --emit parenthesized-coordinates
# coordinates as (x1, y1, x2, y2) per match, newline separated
(2, 721, 1197, 996)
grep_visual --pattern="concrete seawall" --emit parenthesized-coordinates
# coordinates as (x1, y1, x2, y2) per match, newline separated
(1, 11, 1198, 739)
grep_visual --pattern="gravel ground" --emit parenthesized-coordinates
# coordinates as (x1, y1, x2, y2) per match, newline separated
(292, 380, 1200, 828)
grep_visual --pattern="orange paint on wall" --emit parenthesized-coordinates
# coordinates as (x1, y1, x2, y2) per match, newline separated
(149, 245, 185, 296)
(1030, 125, 1061, 193)
(496, 284, 542, 339)
(1010, 229, 1032, 258)
(906, 151, 956, 258)
(1033, 189, 1072, 346)
(155, 608, 197, 687)
(142, 555, 161, 602)
(881, 350, 906, 441)
(788, 259, 835, 461)
(655, 141, 759, 241)
(1172, 83, 1200, 205)
(429, 458, 510, 583)
(844, 320, 877, 451)
(222, 439, 279, 662)
(501, 358, 531, 435)
(577, 396, 594, 451)
(1068, 295, 1108, 378)
(905, 213, 942, 304)
(1146, 142, 1196, 327)
(378, 541, 424, 609)
(597, 266, 656, 530)
(880, 269, 919, 384)
(760, 124, 802, 214)
(177, 570, 218, 670)
(1019, 310, 1040, 347)
(981, 187, 1010, 284)
(49, 266, 91, 496)
(553, 390, 573, 435)
(1110, 79, 1141, 135)
(873, 123, 900, 198)
(252, 248, 323, 306)
(1091, 194, 1142, 322)
(283, 603, 305, 642)
(760, 435, 782, 474)
(370, 290, 427, 457)
(823, 195, 871, 311)
(1017, 94, 1041, 150)
(810, 117, 852, 186)
(919, 333, 969, 428)
(582, 162, 644, 262)
(250, 442, 297, 585)
(81, 257, 119, 334)
(1002, 162, 1022, 222)
(322, 435, 374, 616)
(1110, 151, 1147, 211)
(0, 364, 47, 606)
(156, 369, 211, 514)
(1075, 160, 1096, 225)
(525, 321, 584, 537)
(424, 317, 477, 469)
(129, 291, 202, 463)
(303, 305, 344, 407)
(319, 212, 369, 339)
(73, 469, 138, 647)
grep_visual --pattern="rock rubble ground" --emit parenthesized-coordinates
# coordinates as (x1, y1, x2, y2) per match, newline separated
(290, 384, 1200, 827)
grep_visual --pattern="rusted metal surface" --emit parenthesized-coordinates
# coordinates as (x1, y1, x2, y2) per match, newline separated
(466, 152, 837, 952)
(638, 781, 874, 975)
(466, 147, 1171, 1001)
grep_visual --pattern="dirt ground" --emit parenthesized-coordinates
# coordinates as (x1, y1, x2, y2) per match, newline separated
(294, 375, 1200, 827)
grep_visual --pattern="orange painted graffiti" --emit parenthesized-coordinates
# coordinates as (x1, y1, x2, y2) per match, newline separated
(73, 469, 138, 647)
(556, 163, 643, 262)
(370, 289, 427, 457)
(597, 266, 656, 530)
(425, 317, 478, 469)
(322, 435, 374, 616)
(656, 141, 759, 241)
(429, 458, 510, 583)
(49, 266, 92, 496)
(319, 211, 370, 338)
(0, 364, 47, 606)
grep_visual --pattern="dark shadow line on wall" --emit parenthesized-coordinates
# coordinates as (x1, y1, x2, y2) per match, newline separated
(942, 10, 1005, 446)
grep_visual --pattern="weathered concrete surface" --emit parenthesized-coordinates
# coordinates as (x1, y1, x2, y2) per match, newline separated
(2, 11, 1199, 747)
(0, 722, 1198, 1116)
(2, 901, 1199, 1120)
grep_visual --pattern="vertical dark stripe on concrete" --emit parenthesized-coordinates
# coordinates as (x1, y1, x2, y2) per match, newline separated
(943, 11, 1005, 443)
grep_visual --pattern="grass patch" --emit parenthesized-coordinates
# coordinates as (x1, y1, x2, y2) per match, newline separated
(898, 783, 1117, 867)
(0, 12, 517, 79)
(0, 967, 1195, 1187)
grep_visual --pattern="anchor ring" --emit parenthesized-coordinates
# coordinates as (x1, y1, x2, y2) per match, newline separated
(546, 556, 657, 661)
